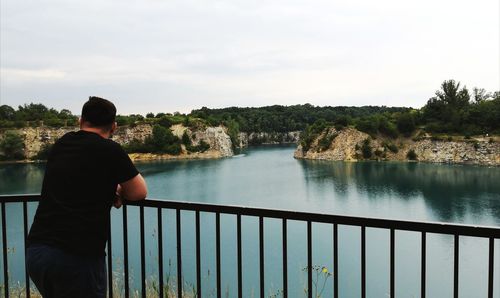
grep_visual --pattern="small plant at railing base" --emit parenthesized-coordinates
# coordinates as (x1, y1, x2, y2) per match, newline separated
(302, 265, 333, 298)
(268, 289, 284, 298)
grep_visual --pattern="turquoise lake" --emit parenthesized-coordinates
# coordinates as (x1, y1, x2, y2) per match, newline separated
(1, 145, 499, 297)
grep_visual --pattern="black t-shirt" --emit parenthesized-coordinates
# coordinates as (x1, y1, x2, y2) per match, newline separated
(27, 130, 139, 257)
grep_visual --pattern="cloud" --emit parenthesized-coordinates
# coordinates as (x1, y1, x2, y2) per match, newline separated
(0, 0, 498, 114)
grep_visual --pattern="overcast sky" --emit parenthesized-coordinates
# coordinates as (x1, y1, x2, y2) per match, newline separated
(1, 0, 499, 115)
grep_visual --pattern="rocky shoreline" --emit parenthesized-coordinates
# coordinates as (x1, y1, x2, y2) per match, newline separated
(2, 124, 499, 166)
(0, 123, 234, 161)
(294, 127, 500, 166)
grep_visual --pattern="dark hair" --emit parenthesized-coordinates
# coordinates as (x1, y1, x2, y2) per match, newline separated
(81, 96, 116, 130)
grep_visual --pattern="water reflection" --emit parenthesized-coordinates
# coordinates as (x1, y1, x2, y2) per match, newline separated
(0, 163, 45, 194)
(299, 160, 500, 224)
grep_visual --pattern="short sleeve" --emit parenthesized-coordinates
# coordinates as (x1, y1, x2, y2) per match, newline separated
(110, 142, 140, 184)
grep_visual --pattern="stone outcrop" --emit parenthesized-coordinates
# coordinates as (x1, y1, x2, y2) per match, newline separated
(238, 131, 300, 147)
(294, 127, 500, 166)
(1, 123, 233, 160)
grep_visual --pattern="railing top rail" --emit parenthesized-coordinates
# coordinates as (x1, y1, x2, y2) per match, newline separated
(1, 194, 499, 238)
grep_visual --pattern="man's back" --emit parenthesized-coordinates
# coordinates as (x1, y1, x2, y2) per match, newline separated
(28, 130, 138, 256)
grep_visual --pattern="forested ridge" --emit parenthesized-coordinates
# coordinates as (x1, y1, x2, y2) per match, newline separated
(1, 80, 499, 160)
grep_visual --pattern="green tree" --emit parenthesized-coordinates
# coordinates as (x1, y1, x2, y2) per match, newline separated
(226, 119, 240, 148)
(158, 116, 172, 128)
(0, 105, 15, 120)
(361, 139, 372, 159)
(0, 131, 25, 160)
(407, 149, 417, 160)
(182, 131, 191, 146)
(145, 125, 180, 154)
(397, 113, 416, 136)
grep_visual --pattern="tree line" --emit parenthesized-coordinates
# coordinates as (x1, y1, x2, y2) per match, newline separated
(1, 79, 498, 160)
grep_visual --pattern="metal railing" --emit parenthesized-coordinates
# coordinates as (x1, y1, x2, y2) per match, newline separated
(1, 194, 499, 298)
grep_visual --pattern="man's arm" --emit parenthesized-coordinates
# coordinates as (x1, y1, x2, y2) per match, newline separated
(119, 173, 147, 201)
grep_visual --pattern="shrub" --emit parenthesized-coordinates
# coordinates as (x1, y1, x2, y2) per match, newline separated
(0, 131, 25, 160)
(361, 138, 372, 159)
(123, 139, 149, 153)
(356, 118, 378, 136)
(379, 119, 399, 138)
(384, 142, 399, 153)
(406, 149, 417, 160)
(44, 118, 65, 128)
(33, 143, 53, 160)
(317, 133, 337, 152)
(182, 131, 191, 146)
(397, 113, 416, 136)
(163, 143, 182, 155)
(158, 116, 172, 128)
(374, 149, 384, 157)
(187, 140, 210, 153)
(144, 125, 180, 154)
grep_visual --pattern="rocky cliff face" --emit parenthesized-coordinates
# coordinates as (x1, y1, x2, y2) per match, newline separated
(294, 127, 500, 166)
(238, 131, 300, 147)
(2, 123, 233, 160)
(170, 124, 233, 158)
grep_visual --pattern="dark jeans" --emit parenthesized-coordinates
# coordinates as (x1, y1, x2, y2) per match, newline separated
(26, 244, 106, 298)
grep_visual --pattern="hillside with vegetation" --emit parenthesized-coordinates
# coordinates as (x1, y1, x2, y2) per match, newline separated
(0, 79, 498, 162)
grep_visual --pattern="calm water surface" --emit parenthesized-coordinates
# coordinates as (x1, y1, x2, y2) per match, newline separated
(1, 145, 499, 297)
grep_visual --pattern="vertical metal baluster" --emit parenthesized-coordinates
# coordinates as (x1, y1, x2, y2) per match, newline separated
(454, 234, 459, 298)
(123, 205, 129, 298)
(390, 228, 395, 298)
(2, 202, 9, 298)
(421, 232, 426, 298)
(259, 216, 265, 298)
(216, 213, 221, 298)
(158, 208, 164, 298)
(140, 206, 146, 298)
(196, 211, 201, 298)
(23, 201, 30, 298)
(237, 214, 242, 298)
(307, 221, 312, 298)
(488, 237, 494, 298)
(361, 226, 366, 298)
(107, 216, 113, 298)
(282, 219, 288, 298)
(333, 223, 338, 298)
(176, 209, 182, 298)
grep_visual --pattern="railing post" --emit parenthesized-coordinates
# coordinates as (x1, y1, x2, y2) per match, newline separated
(216, 212, 221, 298)
(196, 211, 201, 298)
(2, 202, 9, 298)
(488, 237, 494, 298)
(333, 223, 338, 298)
(237, 214, 242, 298)
(176, 209, 182, 298)
(107, 217, 113, 298)
(453, 234, 459, 298)
(307, 221, 312, 298)
(123, 205, 129, 298)
(421, 232, 426, 298)
(259, 216, 265, 298)
(23, 201, 30, 298)
(282, 219, 288, 298)
(361, 226, 366, 298)
(140, 206, 146, 298)
(390, 228, 395, 298)
(157, 208, 164, 298)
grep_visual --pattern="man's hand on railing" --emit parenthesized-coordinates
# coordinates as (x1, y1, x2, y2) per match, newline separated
(114, 185, 123, 209)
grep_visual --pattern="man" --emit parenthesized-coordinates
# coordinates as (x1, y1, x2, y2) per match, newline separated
(27, 97, 147, 297)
